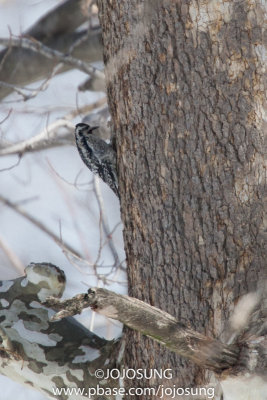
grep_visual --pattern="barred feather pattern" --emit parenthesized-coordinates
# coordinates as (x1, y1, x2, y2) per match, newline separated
(75, 123, 119, 197)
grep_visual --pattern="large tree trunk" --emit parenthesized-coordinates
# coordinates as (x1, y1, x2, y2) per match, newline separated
(0, 1, 265, 398)
(98, 0, 266, 394)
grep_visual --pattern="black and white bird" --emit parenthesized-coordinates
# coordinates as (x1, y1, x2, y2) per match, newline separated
(75, 123, 119, 197)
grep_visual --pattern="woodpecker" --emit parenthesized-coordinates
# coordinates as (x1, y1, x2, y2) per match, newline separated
(75, 123, 119, 197)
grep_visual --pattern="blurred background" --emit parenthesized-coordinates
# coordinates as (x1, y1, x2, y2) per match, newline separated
(0, 1, 125, 398)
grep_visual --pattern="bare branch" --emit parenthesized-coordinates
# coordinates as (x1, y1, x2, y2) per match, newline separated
(0, 29, 103, 100)
(0, 262, 120, 399)
(0, 0, 103, 99)
(1, 263, 265, 396)
(0, 194, 81, 259)
(0, 63, 62, 102)
(0, 98, 107, 156)
(0, 235, 25, 274)
(0, 155, 21, 171)
(25, 0, 91, 41)
(0, 36, 104, 79)
(79, 74, 106, 92)
(0, 81, 28, 99)
(66, 97, 107, 121)
(93, 176, 120, 267)
(0, 108, 12, 124)
(0, 119, 74, 156)
(45, 287, 240, 373)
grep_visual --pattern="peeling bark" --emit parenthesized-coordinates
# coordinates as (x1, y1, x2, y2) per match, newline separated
(45, 287, 240, 373)
(1, 263, 265, 399)
(0, 263, 119, 399)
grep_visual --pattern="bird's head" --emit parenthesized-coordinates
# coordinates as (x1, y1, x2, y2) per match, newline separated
(75, 123, 99, 137)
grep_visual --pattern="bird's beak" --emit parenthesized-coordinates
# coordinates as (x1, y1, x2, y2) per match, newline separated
(91, 126, 99, 132)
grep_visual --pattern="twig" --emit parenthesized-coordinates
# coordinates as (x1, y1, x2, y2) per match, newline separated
(47, 160, 94, 190)
(0, 154, 21, 172)
(65, 97, 107, 120)
(0, 234, 25, 274)
(0, 120, 74, 156)
(0, 36, 105, 80)
(0, 63, 62, 103)
(46, 161, 124, 284)
(0, 194, 81, 259)
(93, 176, 120, 267)
(0, 36, 12, 71)
(0, 109, 12, 124)
(64, 249, 126, 285)
(0, 98, 107, 157)
(0, 81, 28, 99)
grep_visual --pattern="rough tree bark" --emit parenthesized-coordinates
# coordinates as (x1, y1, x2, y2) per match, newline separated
(0, 0, 266, 399)
(0, 261, 266, 399)
(98, 0, 266, 395)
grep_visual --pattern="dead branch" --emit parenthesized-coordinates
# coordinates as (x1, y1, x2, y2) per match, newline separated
(0, 98, 107, 156)
(0, 63, 62, 102)
(1, 262, 266, 398)
(0, 119, 74, 156)
(0, 26, 103, 99)
(0, 262, 120, 399)
(0, 0, 102, 99)
(0, 36, 104, 79)
(44, 287, 241, 373)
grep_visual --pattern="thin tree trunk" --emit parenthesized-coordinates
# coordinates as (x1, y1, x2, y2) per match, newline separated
(98, 0, 266, 394)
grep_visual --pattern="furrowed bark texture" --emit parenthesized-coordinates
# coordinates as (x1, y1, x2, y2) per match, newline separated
(98, 0, 266, 392)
